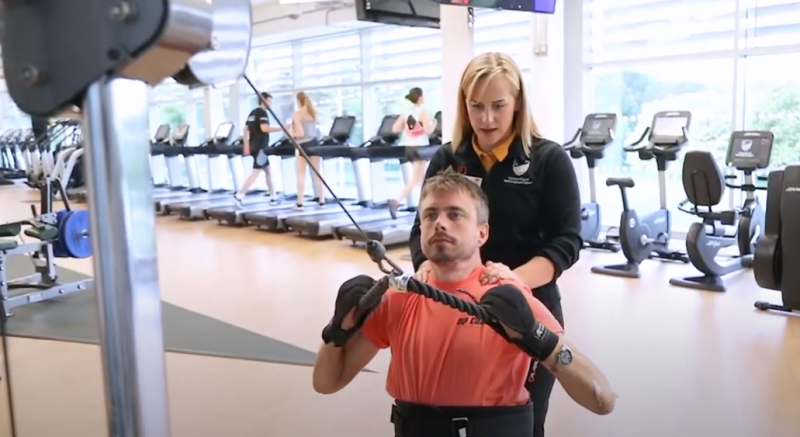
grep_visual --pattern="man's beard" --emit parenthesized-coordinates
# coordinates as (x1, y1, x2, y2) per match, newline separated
(425, 241, 472, 264)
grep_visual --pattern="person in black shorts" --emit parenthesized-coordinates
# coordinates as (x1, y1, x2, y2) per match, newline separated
(233, 92, 283, 207)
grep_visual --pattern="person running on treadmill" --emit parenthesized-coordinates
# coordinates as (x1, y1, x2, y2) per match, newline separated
(292, 91, 324, 210)
(233, 92, 283, 207)
(312, 170, 616, 437)
(387, 87, 437, 220)
(409, 52, 584, 437)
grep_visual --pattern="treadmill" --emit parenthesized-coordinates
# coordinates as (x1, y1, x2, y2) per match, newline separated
(285, 114, 419, 238)
(243, 117, 388, 232)
(335, 111, 443, 246)
(149, 124, 173, 194)
(153, 124, 202, 210)
(174, 133, 253, 219)
(206, 115, 358, 226)
(160, 122, 241, 215)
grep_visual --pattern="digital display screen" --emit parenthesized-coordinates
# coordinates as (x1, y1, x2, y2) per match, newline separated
(155, 125, 170, 140)
(172, 124, 188, 140)
(727, 133, 773, 169)
(438, 0, 556, 13)
(215, 123, 233, 140)
(652, 116, 688, 137)
(366, 0, 440, 19)
(379, 116, 399, 136)
(331, 117, 354, 137)
(582, 116, 615, 136)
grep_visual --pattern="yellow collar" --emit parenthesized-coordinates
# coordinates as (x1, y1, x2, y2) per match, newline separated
(471, 134, 514, 162)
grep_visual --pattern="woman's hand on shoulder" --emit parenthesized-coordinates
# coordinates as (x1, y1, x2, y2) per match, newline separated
(479, 261, 522, 285)
(414, 260, 432, 282)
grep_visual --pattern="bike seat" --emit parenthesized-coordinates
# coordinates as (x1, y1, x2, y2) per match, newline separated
(682, 151, 724, 207)
(606, 177, 635, 188)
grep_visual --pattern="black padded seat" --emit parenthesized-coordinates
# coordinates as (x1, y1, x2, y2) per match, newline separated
(682, 150, 738, 226)
(682, 151, 725, 207)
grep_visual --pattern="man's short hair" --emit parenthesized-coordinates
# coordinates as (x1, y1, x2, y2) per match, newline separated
(259, 92, 272, 101)
(420, 168, 489, 224)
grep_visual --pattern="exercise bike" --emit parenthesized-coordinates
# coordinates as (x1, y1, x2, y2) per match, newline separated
(592, 111, 692, 279)
(669, 131, 772, 292)
(563, 113, 620, 252)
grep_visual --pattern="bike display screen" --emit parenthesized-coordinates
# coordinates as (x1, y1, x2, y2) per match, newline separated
(581, 114, 616, 144)
(652, 116, 688, 138)
(727, 132, 773, 170)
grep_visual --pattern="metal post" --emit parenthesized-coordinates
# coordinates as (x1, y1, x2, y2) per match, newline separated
(81, 77, 172, 437)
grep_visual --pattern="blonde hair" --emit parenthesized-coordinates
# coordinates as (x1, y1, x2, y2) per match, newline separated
(420, 168, 489, 224)
(452, 52, 542, 156)
(296, 91, 317, 121)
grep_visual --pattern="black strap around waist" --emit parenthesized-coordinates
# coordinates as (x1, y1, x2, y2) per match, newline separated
(391, 400, 534, 437)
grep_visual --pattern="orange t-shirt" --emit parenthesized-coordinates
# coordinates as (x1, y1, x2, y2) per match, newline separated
(360, 266, 564, 407)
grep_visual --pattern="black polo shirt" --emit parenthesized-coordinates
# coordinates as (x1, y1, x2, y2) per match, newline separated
(409, 135, 583, 310)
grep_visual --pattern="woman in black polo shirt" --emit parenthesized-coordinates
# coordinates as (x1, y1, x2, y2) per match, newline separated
(408, 52, 583, 437)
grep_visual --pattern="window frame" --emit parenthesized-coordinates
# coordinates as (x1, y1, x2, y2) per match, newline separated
(583, 0, 800, 232)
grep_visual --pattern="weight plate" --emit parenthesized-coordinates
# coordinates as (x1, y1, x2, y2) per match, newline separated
(51, 210, 71, 257)
(60, 209, 92, 258)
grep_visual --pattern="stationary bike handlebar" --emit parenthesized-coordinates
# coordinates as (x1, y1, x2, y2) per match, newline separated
(563, 127, 614, 152)
(562, 128, 582, 150)
(623, 126, 688, 154)
(622, 127, 651, 152)
(723, 174, 769, 192)
(676, 199, 696, 215)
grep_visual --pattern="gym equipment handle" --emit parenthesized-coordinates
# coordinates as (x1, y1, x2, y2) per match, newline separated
(622, 127, 651, 151)
(562, 128, 582, 150)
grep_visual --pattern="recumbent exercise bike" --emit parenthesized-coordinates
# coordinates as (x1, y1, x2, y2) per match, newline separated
(753, 164, 800, 314)
(592, 111, 691, 279)
(563, 113, 620, 252)
(669, 131, 772, 292)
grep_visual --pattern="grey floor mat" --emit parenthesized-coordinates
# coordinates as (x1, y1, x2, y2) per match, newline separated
(2, 256, 320, 367)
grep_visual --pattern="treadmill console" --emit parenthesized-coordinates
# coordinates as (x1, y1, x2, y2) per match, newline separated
(330, 116, 356, 141)
(214, 122, 235, 143)
(153, 124, 170, 142)
(581, 113, 616, 146)
(650, 111, 691, 146)
(726, 131, 773, 171)
(172, 124, 190, 144)
(379, 115, 400, 142)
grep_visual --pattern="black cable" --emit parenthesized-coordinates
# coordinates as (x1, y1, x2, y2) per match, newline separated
(406, 278, 490, 319)
(242, 75, 404, 276)
(354, 275, 490, 323)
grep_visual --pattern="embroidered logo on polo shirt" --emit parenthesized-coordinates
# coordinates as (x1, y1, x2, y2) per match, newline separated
(512, 159, 530, 176)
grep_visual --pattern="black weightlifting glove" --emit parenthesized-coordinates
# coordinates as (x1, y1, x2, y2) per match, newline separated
(321, 275, 379, 347)
(479, 284, 560, 360)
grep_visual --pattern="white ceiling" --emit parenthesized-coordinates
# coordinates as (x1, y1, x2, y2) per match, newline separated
(0, 0, 365, 82)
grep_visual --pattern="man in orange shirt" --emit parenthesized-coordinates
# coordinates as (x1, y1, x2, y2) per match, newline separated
(313, 169, 616, 436)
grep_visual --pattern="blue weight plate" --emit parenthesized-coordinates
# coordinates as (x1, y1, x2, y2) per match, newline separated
(52, 209, 71, 258)
(60, 209, 92, 258)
